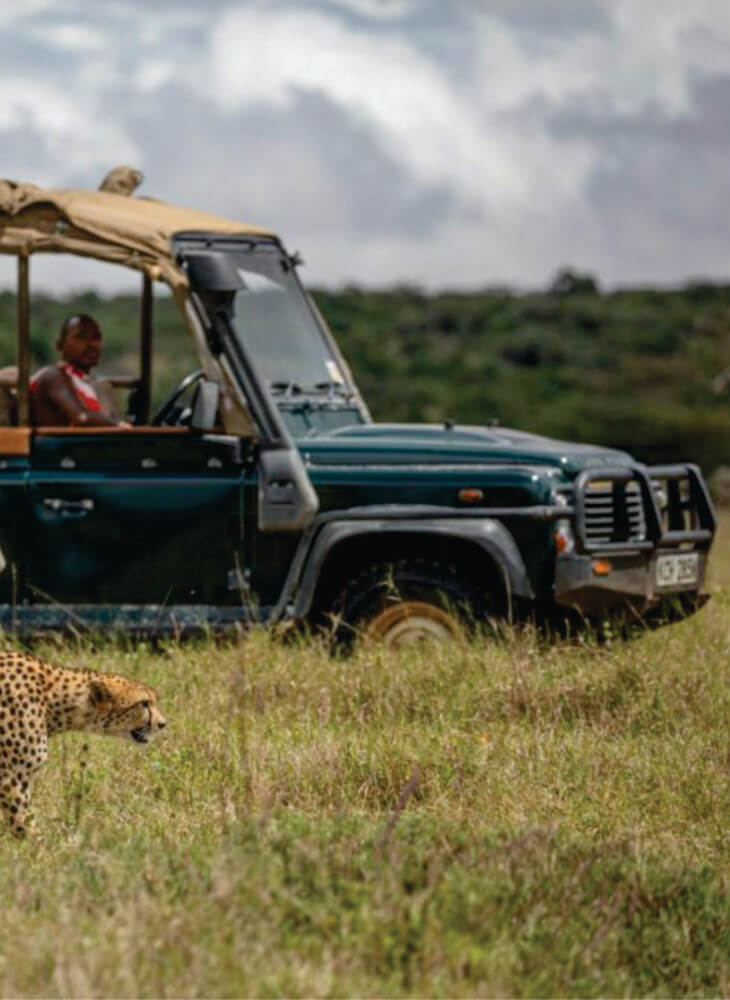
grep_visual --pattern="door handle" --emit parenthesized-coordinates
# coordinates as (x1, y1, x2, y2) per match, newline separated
(43, 498, 95, 515)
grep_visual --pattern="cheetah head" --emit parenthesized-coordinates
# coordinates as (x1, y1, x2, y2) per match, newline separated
(88, 675, 167, 744)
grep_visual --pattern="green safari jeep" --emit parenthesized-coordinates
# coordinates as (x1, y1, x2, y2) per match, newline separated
(0, 175, 716, 643)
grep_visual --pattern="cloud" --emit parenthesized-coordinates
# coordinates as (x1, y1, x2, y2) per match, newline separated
(0, 78, 140, 184)
(206, 7, 523, 203)
(204, 3, 599, 221)
(2, 0, 730, 291)
(325, 0, 418, 19)
(28, 22, 107, 51)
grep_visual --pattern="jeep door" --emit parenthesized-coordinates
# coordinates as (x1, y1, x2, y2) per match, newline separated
(23, 429, 247, 607)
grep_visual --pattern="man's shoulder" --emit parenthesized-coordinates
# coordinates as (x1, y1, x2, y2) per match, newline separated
(32, 365, 65, 387)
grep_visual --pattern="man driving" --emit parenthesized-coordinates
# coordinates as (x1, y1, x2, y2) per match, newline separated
(30, 314, 127, 427)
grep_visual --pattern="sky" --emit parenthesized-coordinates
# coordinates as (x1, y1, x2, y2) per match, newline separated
(1, 0, 730, 292)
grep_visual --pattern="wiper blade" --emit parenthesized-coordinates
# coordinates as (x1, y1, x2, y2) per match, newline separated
(269, 380, 305, 397)
(312, 381, 353, 399)
(269, 379, 354, 404)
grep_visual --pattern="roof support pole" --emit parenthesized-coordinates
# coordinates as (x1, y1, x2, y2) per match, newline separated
(16, 253, 30, 427)
(138, 273, 153, 424)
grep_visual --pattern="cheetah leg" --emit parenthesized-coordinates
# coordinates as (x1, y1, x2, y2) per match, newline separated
(0, 770, 34, 838)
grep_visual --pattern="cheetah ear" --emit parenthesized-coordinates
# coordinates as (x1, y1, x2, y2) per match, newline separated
(89, 678, 110, 707)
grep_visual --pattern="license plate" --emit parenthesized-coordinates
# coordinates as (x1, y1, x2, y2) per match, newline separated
(656, 552, 699, 588)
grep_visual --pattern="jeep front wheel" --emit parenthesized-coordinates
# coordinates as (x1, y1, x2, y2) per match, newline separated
(362, 599, 462, 647)
(335, 559, 484, 649)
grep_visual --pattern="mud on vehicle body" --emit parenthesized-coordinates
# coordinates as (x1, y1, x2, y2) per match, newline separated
(0, 173, 716, 644)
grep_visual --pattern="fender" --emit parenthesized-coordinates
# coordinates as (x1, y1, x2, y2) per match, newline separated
(286, 515, 535, 621)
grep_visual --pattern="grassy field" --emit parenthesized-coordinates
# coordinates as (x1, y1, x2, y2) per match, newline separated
(0, 525, 728, 997)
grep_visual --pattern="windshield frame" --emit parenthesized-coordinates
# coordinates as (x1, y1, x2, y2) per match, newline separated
(176, 234, 370, 421)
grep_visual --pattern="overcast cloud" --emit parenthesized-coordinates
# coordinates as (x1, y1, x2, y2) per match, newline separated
(1, 0, 730, 291)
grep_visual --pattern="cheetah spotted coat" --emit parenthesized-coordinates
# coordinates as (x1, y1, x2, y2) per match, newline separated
(0, 651, 166, 837)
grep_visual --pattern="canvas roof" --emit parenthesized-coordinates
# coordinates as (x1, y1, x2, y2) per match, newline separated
(0, 179, 277, 289)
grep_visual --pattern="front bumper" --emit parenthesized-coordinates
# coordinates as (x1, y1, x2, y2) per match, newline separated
(554, 550, 710, 615)
(553, 462, 715, 616)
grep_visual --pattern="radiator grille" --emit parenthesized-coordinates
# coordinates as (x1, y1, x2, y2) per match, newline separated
(583, 479, 647, 546)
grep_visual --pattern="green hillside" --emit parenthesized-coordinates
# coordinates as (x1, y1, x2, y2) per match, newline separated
(1, 272, 728, 472)
(314, 276, 730, 474)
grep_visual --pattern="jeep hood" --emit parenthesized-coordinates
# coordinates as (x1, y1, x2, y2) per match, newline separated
(297, 422, 633, 477)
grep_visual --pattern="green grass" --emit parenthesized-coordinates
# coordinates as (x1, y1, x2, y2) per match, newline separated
(0, 529, 729, 997)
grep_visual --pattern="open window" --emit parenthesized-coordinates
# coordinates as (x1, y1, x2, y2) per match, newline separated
(0, 254, 223, 433)
(0, 173, 318, 531)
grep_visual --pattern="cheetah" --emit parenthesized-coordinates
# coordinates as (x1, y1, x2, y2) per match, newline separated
(0, 651, 166, 837)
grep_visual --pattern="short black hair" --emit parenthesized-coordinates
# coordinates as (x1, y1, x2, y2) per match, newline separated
(58, 313, 100, 345)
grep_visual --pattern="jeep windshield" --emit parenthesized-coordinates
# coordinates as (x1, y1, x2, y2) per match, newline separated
(187, 240, 352, 398)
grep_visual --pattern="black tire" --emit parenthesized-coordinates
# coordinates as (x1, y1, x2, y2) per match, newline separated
(333, 558, 490, 649)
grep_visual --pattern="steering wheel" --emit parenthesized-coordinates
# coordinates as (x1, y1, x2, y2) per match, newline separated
(151, 369, 204, 426)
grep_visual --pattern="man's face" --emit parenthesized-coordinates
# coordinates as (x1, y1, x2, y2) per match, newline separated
(59, 319, 103, 371)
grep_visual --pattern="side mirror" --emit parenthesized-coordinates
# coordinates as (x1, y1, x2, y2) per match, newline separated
(190, 379, 221, 431)
(258, 446, 319, 531)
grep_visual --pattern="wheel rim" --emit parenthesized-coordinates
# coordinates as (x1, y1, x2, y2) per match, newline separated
(364, 600, 462, 648)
